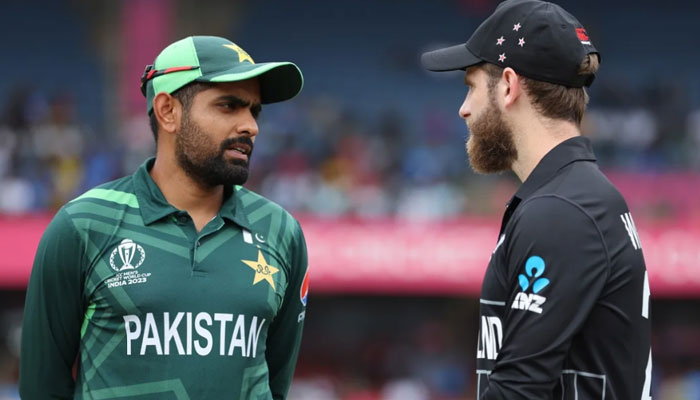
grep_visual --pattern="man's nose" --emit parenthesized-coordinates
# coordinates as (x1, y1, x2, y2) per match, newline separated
(459, 97, 470, 119)
(238, 111, 259, 137)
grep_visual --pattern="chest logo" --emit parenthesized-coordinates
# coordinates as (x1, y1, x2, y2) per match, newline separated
(511, 255, 549, 314)
(110, 239, 146, 272)
(241, 250, 279, 290)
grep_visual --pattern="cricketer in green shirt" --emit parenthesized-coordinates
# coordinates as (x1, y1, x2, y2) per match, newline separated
(20, 36, 308, 399)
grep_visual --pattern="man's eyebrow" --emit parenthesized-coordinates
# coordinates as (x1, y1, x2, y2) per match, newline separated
(215, 95, 251, 107)
(216, 95, 262, 115)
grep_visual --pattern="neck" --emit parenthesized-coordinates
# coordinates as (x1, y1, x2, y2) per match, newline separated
(511, 116, 580, 182)
(149, 148, 224, 226)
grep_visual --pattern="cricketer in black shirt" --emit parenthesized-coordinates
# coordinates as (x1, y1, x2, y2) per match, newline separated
(476, 136, 651, 399)
(421, 0, 653, 397)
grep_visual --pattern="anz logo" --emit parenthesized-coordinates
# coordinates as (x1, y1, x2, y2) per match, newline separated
(511, 256, 550, 314)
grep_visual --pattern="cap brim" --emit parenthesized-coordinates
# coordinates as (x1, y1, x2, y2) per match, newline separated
(421, 44, 482, 72)
(205, 62, 303, 104)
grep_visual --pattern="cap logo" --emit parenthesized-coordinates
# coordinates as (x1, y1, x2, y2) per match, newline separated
(576, 28, 591, 45)
(223, 43, 255, 64)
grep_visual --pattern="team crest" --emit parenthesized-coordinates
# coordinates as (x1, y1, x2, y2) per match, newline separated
(109, 239, 146, 272)
(241, 250, 279, 290)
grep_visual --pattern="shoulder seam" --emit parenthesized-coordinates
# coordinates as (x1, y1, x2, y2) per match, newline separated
(518, 194, 612, 277)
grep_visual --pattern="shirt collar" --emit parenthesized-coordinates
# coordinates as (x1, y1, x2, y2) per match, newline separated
(133, 157, 252, 230)
(513, 136, 597, 202)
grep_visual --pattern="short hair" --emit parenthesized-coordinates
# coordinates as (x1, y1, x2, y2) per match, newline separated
(481, 54, 600, 126)
(148, 82, 216, 142)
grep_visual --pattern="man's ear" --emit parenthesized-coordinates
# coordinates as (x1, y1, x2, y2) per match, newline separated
(152, 92, 181, 136)
(501, 67, 522, 109)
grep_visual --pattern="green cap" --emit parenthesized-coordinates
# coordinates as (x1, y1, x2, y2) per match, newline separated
(140, 36, 304, 113)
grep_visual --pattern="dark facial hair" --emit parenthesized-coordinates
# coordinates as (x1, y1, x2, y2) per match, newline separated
(175, 109, 254, 187)
(466, 86, 518, 174)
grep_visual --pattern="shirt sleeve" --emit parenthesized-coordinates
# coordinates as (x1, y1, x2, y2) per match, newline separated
(266, 219, 309, 399)
(481, 196, 609, 399)
(20, 209, 86, 399)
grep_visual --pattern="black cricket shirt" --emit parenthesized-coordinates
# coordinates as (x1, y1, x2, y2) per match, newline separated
(476, 137, 652, 399)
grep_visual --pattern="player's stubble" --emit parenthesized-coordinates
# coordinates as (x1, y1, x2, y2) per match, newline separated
(466, 84, 518, 174)
(175, 108, 254, 188)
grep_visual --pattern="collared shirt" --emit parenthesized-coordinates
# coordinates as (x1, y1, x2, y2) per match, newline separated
(477, 137, 652, 400)
(20, 158, 309, 400)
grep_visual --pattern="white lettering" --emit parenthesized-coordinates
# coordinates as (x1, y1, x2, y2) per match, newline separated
(214, 313, 233, 356)
(163, 312, 185, 355)
(123, 315, 141, 356)
(140, 313, 163, 355)
(228, 315, 247, 356)
(186, 312, 192, 355)
(247, 317, 265, 358)
(511, 293, 546, 314)
(194, 312, 213, 356)
(123, 312, 265, 357)
(477, 316, 502, 360)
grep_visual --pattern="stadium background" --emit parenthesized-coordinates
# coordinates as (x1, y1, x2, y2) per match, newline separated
(1, 0, 699, 398)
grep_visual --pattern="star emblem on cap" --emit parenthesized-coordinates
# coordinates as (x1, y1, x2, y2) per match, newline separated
(223, 43, 255, 64)
(518, 37, 526, 47)
(498, 53, 507, 62)
(513, 23, 521, 31)
(496, 36, 505, 45)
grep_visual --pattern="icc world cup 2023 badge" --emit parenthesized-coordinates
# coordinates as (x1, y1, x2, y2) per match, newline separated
(110, 239, 146, 272)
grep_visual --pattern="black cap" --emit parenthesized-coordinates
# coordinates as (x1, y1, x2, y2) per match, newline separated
(421, 0, 600, 88)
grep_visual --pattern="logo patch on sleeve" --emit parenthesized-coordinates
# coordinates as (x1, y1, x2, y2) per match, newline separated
(300, 269, 309, 306)
(511, 255, 549, 313)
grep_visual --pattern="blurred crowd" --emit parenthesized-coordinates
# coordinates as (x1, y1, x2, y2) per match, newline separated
(0, 87, 118, 213)
(2, 81, 700, 219)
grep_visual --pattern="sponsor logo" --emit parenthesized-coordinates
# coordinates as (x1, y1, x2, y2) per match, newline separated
(123, 312, 265, 357)
(300, 269, 309, 306)
(511, 255, 550, 314)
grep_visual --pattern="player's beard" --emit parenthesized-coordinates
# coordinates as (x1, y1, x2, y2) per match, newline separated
(466, 89, 518, 174)
(175, 109, 253, 188)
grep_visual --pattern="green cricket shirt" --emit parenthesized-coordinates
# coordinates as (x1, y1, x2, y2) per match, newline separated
(20, 158, 310, 400)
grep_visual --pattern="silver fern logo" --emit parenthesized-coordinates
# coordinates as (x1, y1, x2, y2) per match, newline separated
(110, 239, 146, 272)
